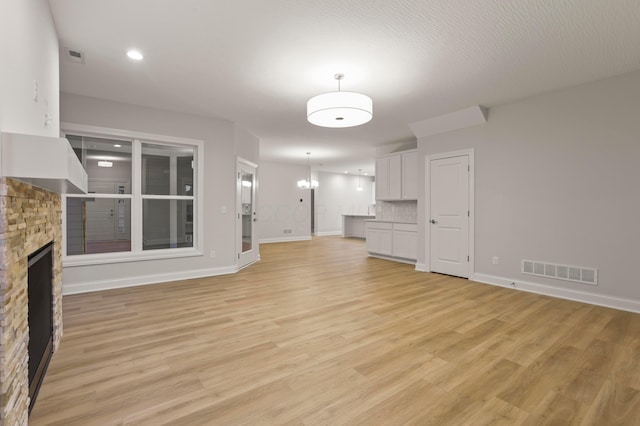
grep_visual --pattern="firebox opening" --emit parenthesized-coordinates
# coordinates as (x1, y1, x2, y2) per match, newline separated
(27, 241, 54, 414)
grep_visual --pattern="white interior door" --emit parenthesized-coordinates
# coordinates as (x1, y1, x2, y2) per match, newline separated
(429, 155, 470, 277)
(237, 160, 258, 269)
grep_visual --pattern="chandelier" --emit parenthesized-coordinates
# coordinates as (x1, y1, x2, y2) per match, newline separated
(307, 74, 373, 128)
(297, 152, 319, 189)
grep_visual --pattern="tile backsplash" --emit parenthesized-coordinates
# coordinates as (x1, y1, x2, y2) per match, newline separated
(376, 200, 417, 222)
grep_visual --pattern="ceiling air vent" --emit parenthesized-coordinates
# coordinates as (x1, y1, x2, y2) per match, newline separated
(64, 47, 84, 64)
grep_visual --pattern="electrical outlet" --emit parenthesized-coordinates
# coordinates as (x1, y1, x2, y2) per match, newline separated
(209, 251, 216, 258)
(492, 256, 499, 265)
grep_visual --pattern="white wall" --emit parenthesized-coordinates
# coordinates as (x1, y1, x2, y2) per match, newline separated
(0, 0, 59, 137)
(0, 2, 60, 423)
(258, 161, 311, 242)
(316, 172, 374, 235)
(417, 70, 640, 307)
(60, 93, 259, 293)
(234, 124, 259, 165)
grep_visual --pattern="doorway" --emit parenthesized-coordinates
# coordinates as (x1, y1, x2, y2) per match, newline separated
(237, 159, 258, 269)
(311, 188, 315, 235)
(425, 149, 474, 278)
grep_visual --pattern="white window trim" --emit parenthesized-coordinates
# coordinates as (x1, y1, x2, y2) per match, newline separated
(61, 123, 205, 267)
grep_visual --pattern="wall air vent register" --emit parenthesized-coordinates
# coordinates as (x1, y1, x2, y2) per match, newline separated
(522, 260, 597, 286)
(64, 47, 84, 63)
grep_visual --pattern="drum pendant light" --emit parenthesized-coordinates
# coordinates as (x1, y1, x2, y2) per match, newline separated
(307, 74, 373, 128)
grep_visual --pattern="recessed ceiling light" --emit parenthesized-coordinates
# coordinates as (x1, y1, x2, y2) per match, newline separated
(364, 173, 368, 176)
(344, 171, 349, 174)
(126, 49, 143, 60)
(113, 144, 122, 148)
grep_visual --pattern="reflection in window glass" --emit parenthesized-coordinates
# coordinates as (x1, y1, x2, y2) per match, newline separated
(241, 171, 253, 253)
(142, 199, 194, 250)
(66, 197, 131, 255)
(66, 135, 132, 194)
(64, 135, 199, 259)
(141, 143, 194, 195)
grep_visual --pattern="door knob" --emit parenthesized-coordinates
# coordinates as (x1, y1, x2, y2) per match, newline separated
(430, 219, 437, 224)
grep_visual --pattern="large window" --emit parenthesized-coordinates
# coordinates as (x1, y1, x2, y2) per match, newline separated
(63, 130, 201, 263)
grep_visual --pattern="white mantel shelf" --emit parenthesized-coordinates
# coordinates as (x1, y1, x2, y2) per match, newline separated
(0, 132, 87, 194)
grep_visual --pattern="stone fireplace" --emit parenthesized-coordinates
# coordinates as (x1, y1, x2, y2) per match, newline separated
(0, 178, 63, 424)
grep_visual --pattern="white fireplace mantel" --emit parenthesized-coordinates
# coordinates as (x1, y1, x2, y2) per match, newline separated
(0, 132, 87, 194)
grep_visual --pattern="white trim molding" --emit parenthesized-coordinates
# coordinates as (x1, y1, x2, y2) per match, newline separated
(367, 253, 416, 265)
(259, 236, 312, 244)
(315, 231, 342, 237)
(63, 265, 238, 295)
(61, 122, 204, 146)
(415, 262, 427, 272)
(63, 248, 203, 267)
(474, 273, 640, 314)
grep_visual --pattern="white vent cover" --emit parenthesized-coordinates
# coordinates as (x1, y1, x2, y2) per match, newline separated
(64, 47, 84, 64)
(522, 260, 597, 286)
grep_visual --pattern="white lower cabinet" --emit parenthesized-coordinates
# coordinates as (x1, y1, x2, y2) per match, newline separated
(392, 223, 418, 260)
(365, 222, 393, 256)
(366, 221, 417, 262)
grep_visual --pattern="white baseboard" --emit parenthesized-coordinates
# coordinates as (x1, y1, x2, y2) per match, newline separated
(415, 262, 427, 272)
(473, 273, 640, 314)
(63, 265, 238, 295)
(259, 236, 312, 244)
(315, 231, 342, 236)
(367, 253, 416, 265)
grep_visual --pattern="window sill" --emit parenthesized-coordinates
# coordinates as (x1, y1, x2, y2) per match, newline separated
(63, 248, 203, 267)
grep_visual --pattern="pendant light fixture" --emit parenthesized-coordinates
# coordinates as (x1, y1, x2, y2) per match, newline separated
(297, 152, 319, 189)
(356, 169, 363, 191)
(307, 74, 373, 128)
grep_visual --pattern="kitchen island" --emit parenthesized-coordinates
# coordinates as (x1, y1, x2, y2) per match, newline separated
(342, 214, 376, 238)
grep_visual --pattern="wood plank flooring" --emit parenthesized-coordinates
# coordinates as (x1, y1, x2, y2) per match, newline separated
(29, 237, 640, 425)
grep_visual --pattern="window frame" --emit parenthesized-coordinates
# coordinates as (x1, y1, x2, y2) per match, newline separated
(61, 123, 204, 267)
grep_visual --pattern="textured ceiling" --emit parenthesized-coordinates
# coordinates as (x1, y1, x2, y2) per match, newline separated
(49, 0, 640, 175)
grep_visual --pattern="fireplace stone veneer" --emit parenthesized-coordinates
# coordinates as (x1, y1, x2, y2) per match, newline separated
(0, 178, 63, 425)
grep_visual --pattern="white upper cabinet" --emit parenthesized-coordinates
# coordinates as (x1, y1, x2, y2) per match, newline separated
(401, 151, 418, 200)
(375, 157, 389, 200)
(375, 150, 417, 201)
(388, 155, 402, 199)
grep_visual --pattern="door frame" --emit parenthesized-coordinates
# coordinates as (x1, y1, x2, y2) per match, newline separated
(237, 158, 259, 269)
(424, 148, 475, 279)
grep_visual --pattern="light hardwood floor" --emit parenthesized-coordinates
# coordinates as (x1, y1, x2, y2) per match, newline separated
(30, 237, 640, 425)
